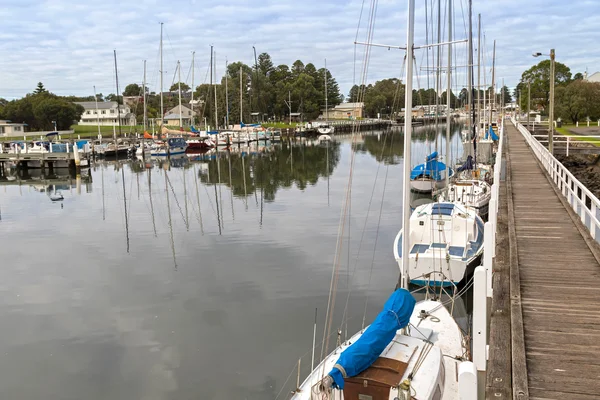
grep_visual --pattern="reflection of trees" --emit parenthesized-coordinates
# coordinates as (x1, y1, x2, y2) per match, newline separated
(353, 132, 404, 165)
(198, 142, 341, 202)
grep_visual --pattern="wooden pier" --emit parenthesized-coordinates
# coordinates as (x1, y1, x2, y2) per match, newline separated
(487, 122, 600, 399)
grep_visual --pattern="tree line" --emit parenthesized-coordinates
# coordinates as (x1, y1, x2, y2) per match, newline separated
(515, 61, 600, 123)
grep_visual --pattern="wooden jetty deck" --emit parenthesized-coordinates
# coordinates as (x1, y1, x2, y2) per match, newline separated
(487, 122, 600, 399)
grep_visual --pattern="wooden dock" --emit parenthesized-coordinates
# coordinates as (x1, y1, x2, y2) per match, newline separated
(487, 122, 600, 399)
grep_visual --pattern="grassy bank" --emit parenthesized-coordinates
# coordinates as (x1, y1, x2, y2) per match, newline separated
(262, 122, 298, 129)
(556, 124, 600, 146)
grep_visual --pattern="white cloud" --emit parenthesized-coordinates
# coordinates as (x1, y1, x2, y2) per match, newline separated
(0, 0, 598, 100)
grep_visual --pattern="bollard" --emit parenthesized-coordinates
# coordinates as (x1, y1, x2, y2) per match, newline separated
(458, 361, 478, 400)
(473, 266, 487, 372)
(576, 121, 579, 127)
(73, 141, 80, 167)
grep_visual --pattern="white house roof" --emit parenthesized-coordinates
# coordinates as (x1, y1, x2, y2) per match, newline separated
(587, 72, 600, 83)
(334, 102, 364, 109)
(74, 101, 120, 109)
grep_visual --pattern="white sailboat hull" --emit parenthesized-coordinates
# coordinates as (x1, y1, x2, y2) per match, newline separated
(291, 300, 464, 400)
(317, 126, 335, 135)
(410, 177, 446, 193)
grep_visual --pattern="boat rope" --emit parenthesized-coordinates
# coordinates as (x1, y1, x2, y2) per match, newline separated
(360, 133, 394, 331)
(339, 133, 389, 335)
(165, 171, 187, 225)
(320, 0, 377, 377)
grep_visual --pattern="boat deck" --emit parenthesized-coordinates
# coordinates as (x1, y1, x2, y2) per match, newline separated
(487, 123, 600, 399)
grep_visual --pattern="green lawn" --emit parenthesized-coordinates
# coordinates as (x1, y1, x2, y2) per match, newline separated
(556, 124, 600, 146)
(262, 122, 298, 129)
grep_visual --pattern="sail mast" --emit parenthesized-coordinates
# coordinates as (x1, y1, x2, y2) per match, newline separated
(477, 15, 481, 132)
(445, 0, 452, 187)
(191, 52, 195, 127)
(240, 66, 243, 124)
(435, 0, 441, 150)
(160, 23, 164, 129)
(94, 85, 101, 137)
(114, 50, 122, 138)
(324, 58, 328, 124)
(490, 40, 496, 129)
(401, 0, 415, 290)
(225, 58, 229, 127)
(214, 52, 218, 130)
(467, 0, 472, 154)
(143, 60, 147, 131)
(178, 61, 183, 128)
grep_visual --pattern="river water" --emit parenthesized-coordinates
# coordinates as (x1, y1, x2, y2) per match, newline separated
(0, 126, 468, 399)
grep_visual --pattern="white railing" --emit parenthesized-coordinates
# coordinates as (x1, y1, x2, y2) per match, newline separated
(473, 119, 504, 377)
(512, 117, 600, 242)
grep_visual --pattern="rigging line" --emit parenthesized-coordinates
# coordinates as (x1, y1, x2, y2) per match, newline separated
(361, 132, 394, 331)
(166, 171, 187, 225)
(321, 0, 377, 370)
(339, 132, 390, 335)
(164, 166, 178, 269)
(352, 0, 368, 87)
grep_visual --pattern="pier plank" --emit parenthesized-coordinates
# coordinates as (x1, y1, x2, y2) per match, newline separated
(490, 122, 600, 399)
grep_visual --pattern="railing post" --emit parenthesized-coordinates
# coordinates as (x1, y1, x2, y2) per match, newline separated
(484, 221, 493, 296)
(566, 136, 570, 157)
(581, 193, 587, 225)
(592, 203, 598, 240)
(473, 266, 487, 372)
(458, 362, 478, 400)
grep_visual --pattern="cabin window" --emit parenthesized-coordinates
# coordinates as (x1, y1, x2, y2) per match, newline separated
(448, 246, 465, 257)
(431, 243, 447, 249)
(410, 244, 429, 254)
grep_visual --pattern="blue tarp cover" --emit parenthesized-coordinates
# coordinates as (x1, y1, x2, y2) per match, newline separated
(190, 125, 200, 133)
(485, 125, 499, 141)
(410, 159, 448, 181)
(328, 289, 416, 389)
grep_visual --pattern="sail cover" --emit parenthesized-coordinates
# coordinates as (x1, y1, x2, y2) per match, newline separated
(456, 155, 474, 172)
(328, 289, 416, 389)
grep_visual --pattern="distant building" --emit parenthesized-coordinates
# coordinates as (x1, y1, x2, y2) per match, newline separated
(74, 101, 136, 126)
(157, 105, 196, 127)
(0, 120, 26, 136)
(399, 107, 426, 118)
(586, 71, 600, 83)
(123, 95, 142, 108)
(320, 102, 364, 119)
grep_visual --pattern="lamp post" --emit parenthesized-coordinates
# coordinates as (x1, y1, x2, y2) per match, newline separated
(533, 49, 555, 154)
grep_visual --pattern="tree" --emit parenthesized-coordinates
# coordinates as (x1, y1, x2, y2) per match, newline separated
(518, 60, 572, 114)
(169, 82, 190, 92)
(556, 80, 600, 123)
(2, 92, 84, 130)
(33, 82, 47, 95)
(500, 85, 512, 103)
(123, 83, 142, 96)
(106, 93, 123, 104)
(574, 72, 584, 80)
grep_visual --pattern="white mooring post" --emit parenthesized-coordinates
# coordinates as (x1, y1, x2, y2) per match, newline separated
(473, 266, 487, 372)
(458, 361, 478, 400)
(73, 142, 80, 167)
(484, 221, 494, 296)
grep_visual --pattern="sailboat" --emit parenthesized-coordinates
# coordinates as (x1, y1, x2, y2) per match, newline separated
(409, 151, 452, 193)
(291, 1, 472, 398)
(317, 60, 335, 136)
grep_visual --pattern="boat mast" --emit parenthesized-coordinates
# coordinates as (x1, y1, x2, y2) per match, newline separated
(94, 85, 101, 137)
(435, 0, 441, 150)
(114, 50, 122, 138)
(225, 58, 229, 127)
(445, 0, 452, 187)
(477, 15, 481, 132)
(240, 66, 243, 124)
(213, 51, 218, 130)
(401, 0, 415, 290)
(489, 40, 496, 129)
(160, 23, 164, 129)
(143, 60, 147, 132)
(191, 51, 195, 127)
(467, 0, 472, 155)
(483, 36, 487, 131)
(210, 46, 213, 130)
(324, 58, 328, 124)
(178, 60, 183, 128)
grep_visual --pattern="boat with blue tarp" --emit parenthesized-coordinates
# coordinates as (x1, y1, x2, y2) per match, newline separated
(410, 151, 454, 193)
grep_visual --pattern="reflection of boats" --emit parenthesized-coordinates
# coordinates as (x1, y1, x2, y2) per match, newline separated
(393, 202, 484, 287)
(410, 151, 453, 193)
(317, 124, 334, 135)
(151, 138, 188, 156)
(186, 137, 215, 150)
(409, 191, 433, 211)
(49, 192, 64, 201)
(317, 134, 332, 142)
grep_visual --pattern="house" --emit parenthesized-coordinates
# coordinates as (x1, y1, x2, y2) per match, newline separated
(320, 102, 364, 119)
(157, 105, 197, 127)
(586, 71, 600, 83)
(0, 120, 26, 136)
(74, 101, 136, 126)
(399, 107, 426, 118)
(123, 95, 143, 108)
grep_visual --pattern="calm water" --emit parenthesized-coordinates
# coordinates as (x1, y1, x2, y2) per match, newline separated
(0, 126, 468, 399)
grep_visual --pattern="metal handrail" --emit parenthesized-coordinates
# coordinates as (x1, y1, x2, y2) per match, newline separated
(512, 117, 600, 241)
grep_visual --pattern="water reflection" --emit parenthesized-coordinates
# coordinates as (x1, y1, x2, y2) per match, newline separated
(0, 127, 470, 400)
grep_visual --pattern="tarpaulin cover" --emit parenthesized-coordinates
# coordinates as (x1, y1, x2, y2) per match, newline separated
(328, 289, 416, 389)
(485, 125, 499, 141)
(456, 155, 474, 172)
(410, 159, 448, 181)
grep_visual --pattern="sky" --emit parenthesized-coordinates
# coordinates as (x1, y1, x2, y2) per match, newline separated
(0, 0, 598, 101)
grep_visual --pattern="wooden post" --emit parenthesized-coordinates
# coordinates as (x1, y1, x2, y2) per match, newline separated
(473, 266, 487, 372)
(484, 221, 494, 296)
(489, 197, 497, 258)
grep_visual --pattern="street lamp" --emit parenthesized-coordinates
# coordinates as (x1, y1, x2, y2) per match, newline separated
(533, 49, 555, 154)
